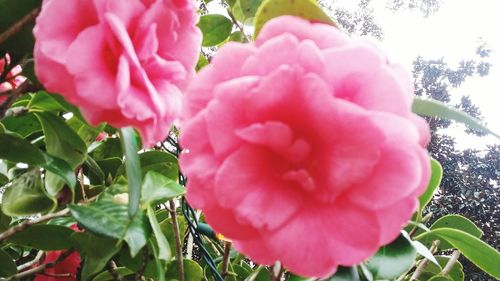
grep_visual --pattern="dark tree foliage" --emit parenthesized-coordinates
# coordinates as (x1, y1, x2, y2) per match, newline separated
(413, 45, 499, 280)
(386, 0, 443, 17)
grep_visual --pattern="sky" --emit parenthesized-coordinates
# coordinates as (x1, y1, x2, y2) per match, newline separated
(207, 0, 500, 149)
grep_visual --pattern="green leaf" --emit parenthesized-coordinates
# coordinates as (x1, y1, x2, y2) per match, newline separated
(1, 170, 55, 216)
(142, 171, 185, 205)
(196, 54, 209, 71)
(119, 127, 142, 218)
(69, 199, 150, 257)
(0, 133, 46, 164)
(1, 113, 42, 137)
(428, 276, 453, 281)
(166, 259, 204, 281)
(35, 112, 86, 195)
(240, 0, 263, 17)
(35, 112, 86, 168)
(254, 0, 336, 37)
(147, 205, 171, 261)
(42, 153, 77, 188)
(198, 14, 233, 47)
(139, 151, 178, 180)
(28, 91, 67, 112)
(92, 267, 134, 281)
(0, 206, 11, 232)
(416, 215, 483, 250)
(84, 155, 105, 185)
(366, 234, 417, 280)
(72, 232, 122, 281)
(419, 256, 464, 281)
(323, 267, 360, 281)
(0, 248, 17, 277)
(412, 97, 500, 138)
(92, 138, 122, 160)
(116, 245, 163, 279)
(0, 172, 8, 186)
(416, 228, 500, 279)
(418, 158, 442, 216)
(9, 224, 74, 250)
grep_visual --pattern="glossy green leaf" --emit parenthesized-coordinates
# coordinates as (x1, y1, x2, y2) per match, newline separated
(1, 113, 42, 137)
(119, 127, 142, 218)
(84, 155, 105, 185)
(166, 259, 204, 281)
(116, 245, 162, 279)
(418, 158, 442, 216)
(419, 256, 464, 281)
(0, 172, 8, 186)
(9, 224, 74, 250)
(416, 215, 483, 250)
(417, 228, 500, 278)
(42, 153, 77, 189)
(139, 151, 178, 180)
(35, 112, 86, 168)
(0, 133, 46, 164)
(92, 267, 133, 281)
(28, 91, 67, 112)
(198, 14, 233, 47)
(254, 0, 336, 37)
(196, 54, 209, 71)
(147, 205, 171, 261)
(0, 206, 11, 232)
(92, 138, 122, 160)
(366, 234, 417, 279)
(69, 198, 150, 257)
(142, 171, 185, 205)
(323, 267, 360, 281)
(412, 97, 500, 138)
(240, 0, 263, 17)
(36, 112, 86, 195)
(72, 232, 122, 281)
(0, 248, 17, 277)
(428, 276, 453, 281)
(1, 170, 55, 216)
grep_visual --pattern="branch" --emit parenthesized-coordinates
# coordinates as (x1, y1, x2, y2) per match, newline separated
(0, 8, 41, 46)
(107, 260, 125, 281)
(410, 240, 440, 281)
(0, 208, 70, 243)
(168, 200, 185, 281)
(2, 249, 75, 281)
(221, 241, 232, 277)
(441, 250, 460, 276)
(17, 251, 44, 272)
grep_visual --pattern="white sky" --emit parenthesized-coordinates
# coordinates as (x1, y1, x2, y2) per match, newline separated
(208, 0, 500, 149)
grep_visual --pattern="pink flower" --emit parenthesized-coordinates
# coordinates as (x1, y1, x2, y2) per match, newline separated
(0, 54, 26, 103)
(33, 0, 202, 147)
(180, 16, 431, 277)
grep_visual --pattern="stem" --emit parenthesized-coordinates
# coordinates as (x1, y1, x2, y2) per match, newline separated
(0, 8, 40, 46)
(2, 250, 75, 281)
(221, 241, 232, 277)
(226, 8, 251, 42)
(17, 251, 44, 272)
(0, 208, 70, 243)
(135, 248, 148, 281)
(410, 240, 440, 281)
(107, 260, 125, 281)
(168, 200, 185, 281)
(271, 262, 283, 281)
(441, 250, 460, 276)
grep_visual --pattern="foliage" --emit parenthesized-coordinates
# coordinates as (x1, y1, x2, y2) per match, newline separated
(0, 0, 498, 281)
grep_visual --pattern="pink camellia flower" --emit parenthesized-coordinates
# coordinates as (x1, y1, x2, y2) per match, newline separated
(33, 0, 202, 147)
(0, 54, 27, 103)
(180, 16, 431, 277)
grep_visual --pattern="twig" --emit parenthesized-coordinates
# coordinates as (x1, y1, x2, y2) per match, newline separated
(107, 260, 125, 281)
(441, 250, 460, 276)
(0, 80, 30, 119)
(226, 8, 251, 42)
(271, 262, 283, 281)
(0, 208, 70, 243)
(410, 240, 440, 281)
(221, 241, 232, 277)
(2, 249, 75, 281)
(0, 8, 41, 46)
(135, 248, 149, 281)
(168, 200, 185, 281)
(17, 251, 44, 272)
